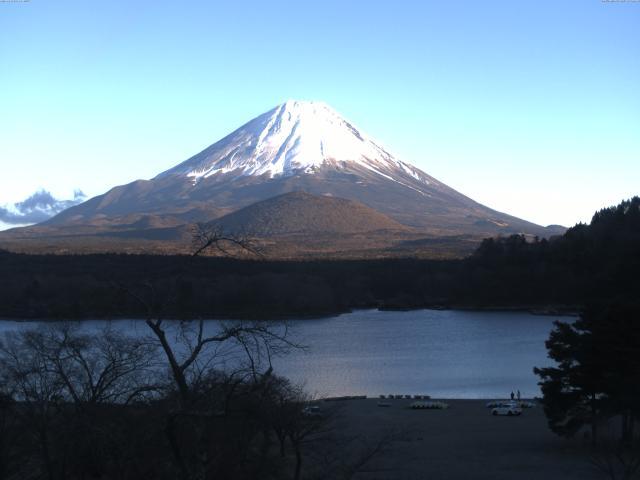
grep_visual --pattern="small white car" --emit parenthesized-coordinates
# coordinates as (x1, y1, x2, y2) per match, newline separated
(302, 405, 322, 417)
(491, 402, 522, 416)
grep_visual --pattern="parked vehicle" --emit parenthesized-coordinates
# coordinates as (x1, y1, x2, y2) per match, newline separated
(302, 405, 322, 417)
(491, 402, 522, 416)
(486, 400, 535, 409)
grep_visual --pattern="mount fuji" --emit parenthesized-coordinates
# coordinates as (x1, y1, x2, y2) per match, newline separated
(160, 100, 431, 185)
(2, 100, 563, 256)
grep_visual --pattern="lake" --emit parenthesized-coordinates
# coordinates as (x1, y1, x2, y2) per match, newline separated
(0, 309, 565, 399)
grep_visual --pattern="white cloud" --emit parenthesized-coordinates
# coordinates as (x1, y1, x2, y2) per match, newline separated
(0, 189, 86, 227)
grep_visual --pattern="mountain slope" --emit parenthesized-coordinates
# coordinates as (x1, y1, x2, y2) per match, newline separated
(44, 100, 557, 238)
(212, 191, 410, 236)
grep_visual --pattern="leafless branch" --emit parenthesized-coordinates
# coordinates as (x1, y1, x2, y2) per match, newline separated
(191, 223, 263, 258)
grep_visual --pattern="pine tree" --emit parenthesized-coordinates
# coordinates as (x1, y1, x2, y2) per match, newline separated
(535, 303, 640, 444)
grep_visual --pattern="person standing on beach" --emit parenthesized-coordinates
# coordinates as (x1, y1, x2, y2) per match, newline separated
(517, 390, 521, 401)
(510, 391, 514, 400)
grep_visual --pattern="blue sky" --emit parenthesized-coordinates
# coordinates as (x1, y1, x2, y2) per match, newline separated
(1, 0, 638, 228)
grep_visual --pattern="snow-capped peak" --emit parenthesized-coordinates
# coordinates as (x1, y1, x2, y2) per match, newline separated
(158, 100, 431, 189)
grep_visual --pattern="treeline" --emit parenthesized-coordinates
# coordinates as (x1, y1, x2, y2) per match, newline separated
(0, 197, 638, 320)
(0, 253, 462, 319)
(530, 198, 640, 465)
(471, 196, 640, 306)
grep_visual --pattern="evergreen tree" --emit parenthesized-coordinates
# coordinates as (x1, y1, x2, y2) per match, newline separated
(534, 314, 608, 442)
(535, 303, 640, 444)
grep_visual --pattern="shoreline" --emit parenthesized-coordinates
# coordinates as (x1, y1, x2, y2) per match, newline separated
(0, 304, 580, 322)
(321, 395, 540, 402)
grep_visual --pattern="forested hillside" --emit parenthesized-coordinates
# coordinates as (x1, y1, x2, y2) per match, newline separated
(0, 197, 637, 319)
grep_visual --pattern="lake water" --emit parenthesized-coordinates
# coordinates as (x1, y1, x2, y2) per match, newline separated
(0, 309, 565, 399)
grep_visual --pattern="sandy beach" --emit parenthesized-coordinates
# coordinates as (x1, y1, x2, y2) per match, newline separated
(321, 398, 601, 480)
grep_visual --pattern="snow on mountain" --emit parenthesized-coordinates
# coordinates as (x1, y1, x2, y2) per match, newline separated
(158, 100, 433, 191)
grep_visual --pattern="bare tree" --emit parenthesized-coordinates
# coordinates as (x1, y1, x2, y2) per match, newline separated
(0, 224, 396, 480)
(0, 324, 160, 480)
(116, 224, 303, 480)
(0, 329, 69, 480)
(21, 323, 158, 406)
(143, 315, 297, 408)
(191, 223, 262, 258)
(120, 223, 292, 408)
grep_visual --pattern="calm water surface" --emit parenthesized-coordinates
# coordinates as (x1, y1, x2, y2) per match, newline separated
(0, 309, 564, 399)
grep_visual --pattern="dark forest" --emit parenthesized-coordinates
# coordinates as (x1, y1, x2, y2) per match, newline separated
(1, 197, 638, 320)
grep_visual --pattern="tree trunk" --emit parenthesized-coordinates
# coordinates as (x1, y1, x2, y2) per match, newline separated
(591, 394, 598, 446)
(40, 428, 55, 480)
(277, 432, 286, 458)
(293, 444, 302, 480)
(0, 434, 6, 480)
(146, 320, 190, 406)
(621, 409, 633, 446)
(260, 429, 272, 459)
(165, 414, 190, 480)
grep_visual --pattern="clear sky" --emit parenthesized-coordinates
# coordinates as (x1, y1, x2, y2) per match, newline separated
(1, 0, 638, 229)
